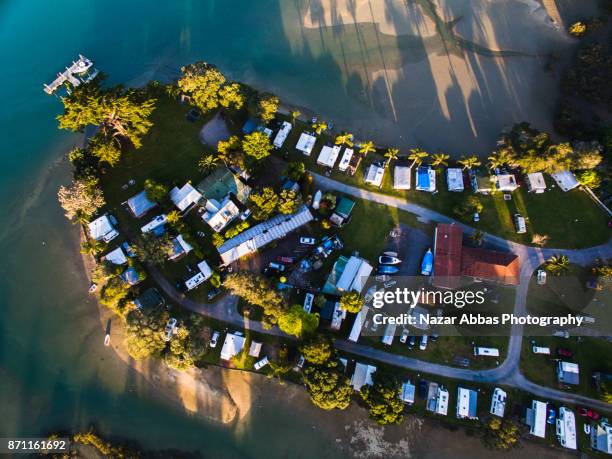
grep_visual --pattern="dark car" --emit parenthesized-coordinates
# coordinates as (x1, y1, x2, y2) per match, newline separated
(418, 380, 428, 398)
(207, 288, 221, 301)
(557, 348, 573, 358)
(408, 335, 417, 349)
(577, 407, 601, 420)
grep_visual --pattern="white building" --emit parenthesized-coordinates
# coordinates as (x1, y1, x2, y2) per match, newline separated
(495, 173, 519, 192)
(170, 183, 202, 212)
(317, 145, 341, 168)
(220, 332, 246, 361)
(456, 387, 478, 420)
(556, 407, 577, 450)
(474, 347, 500, 357)
(490, 388, 506, 418)
(104, 246, 128, 265)
(348, 306, 369, 342)
(351, 362, 376, 391)
(393, 165, 411, 190)
(446, 168, 464, 192)
(427, 384, 449, 416)
(141, 214, 167, 234)
(273, 121, 292, 148)
(525, 172, 547, 193)
(591, 419, 612, 455)
(330, 302, 346, 330)
(295, 132, 316, 156)
(88, 215, 119, 243)
(551, 170, 580, 192)
(526, 400, 547, 438)
(364, 163, 385, 187)
(184, 260, 213, 291)
(248, 341, 262, 358)
(400, 381, 416, 405)
(126, 190, 156, 218)
(336, 256, 373, 294)
(381, 323, 396, 346)
(217, 206, 313, 265)
(338, 148, 354, 172)
(168, 234, 193, 261)
(202, 196, 240, 232)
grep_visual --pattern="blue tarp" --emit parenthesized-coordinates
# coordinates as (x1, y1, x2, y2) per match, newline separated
(242, 119, 258, 134)
(127, 190, 156, 218)
(417, 168, 431, 190)
(121, 267, 140, 285)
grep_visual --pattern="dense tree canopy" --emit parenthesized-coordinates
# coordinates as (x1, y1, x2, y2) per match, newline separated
(178, 62, 226, 112)
(255, 93, 279, 122)
(277, 189, 302, 214)
(57, 177, 105, 222)
(278, 305, 319, 337)
(242, 131, 273, 161)
(125, 309, 169, 360)
(134, 233, 173, 265)
(300, 338, 334, 365)
(303, 360, 353, 410)
(339, 291, 364, 314)
(360, 372, 404, 425)
(224, 272, 286, 327)
(249, 187, 279, 220)
(143, 178, 168, 202)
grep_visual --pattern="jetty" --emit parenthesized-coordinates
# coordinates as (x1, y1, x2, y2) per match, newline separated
(43, 54, 99, 95)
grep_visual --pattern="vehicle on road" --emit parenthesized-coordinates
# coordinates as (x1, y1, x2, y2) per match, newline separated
(421, 249, 433, 276)
(577, 407, 600, 420)
(379, 255, 402, 265)
(210, 331, 220, 348)
(300, 236, 316, 245)
(400, 328, 409, 343)
(378, 265, 399, 275)
(268, 262, 285, 272)
(419, 335, 428, 351)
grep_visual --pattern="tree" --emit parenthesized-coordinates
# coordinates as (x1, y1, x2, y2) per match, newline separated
(58, 82, 155, 150)
(58, 178, 105, 222)
(577, 170, 602, 189)
(303, 360, 353, 410)
(81, 238, 105, 255)
(483, 418, 521, 450)
(290, 110, 301, 125)
(568, 21, 587, 37)
(143, 178, 168, 202)
(592, 259, 612, 278)
(470, 230, 484, 247)
(164, 325, 207, 371)
(431, 153, 450, 167)
(339, 291, 364, 314)
(198, 154, 220, 173)
(300, 338, 334, 365)
(256, 93, 280, 123)
(278, 305, 320, 337)
(242, 131, 273, 161)
(335, 132, 354, 147)
(125, 309, 169, 360)
(545, 255, 570, 276)
(408, 148, 428, 166)
(360, 372, 404, 425)
(89, 133, 122, 166)
(487, 150, 513, 170)
(217, 135, 245, 169)
(312, 121, 328, 135)
(453, 195, 483, 219)
(224, 272, 285, 326)
(571, 143, 603, 170)
(277, 189, 302, 214)
(384, 148, 399, 164)
(177, 62, 226, 112)
(218, 82, 245, 111)
(359, 140, 376, 156)
(531, 234, 550, 247)
(99, 276, 131, 315)
(457, 155, 481, 170)
(134, 233, 173, 265)
(249, 187, 279, 220)
(285, 161, 306, 181)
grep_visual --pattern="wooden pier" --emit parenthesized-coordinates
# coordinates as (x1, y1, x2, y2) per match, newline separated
(43, 54, 99, 95)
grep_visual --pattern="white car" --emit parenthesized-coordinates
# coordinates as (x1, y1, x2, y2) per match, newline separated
(240, 209, 252, 221)
(399, 328, 410, 343)
(300, 236, 316, 245)
(210, 331, 221, 348)
(419, 335, 428, 351)
(537, 269, 547, 285)
(254, 356, 269, 370)
(164, 318, 177, 342)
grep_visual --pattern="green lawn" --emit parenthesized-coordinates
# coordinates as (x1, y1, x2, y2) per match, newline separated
(273, 114, 610, 249)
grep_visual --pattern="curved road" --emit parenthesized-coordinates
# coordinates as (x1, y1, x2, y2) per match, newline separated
(153, 173, 612, 411)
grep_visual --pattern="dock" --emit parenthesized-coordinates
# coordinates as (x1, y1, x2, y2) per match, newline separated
(43, 54, 99, 95)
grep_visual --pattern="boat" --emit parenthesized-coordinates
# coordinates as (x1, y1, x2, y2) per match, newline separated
(88, 283, 98, 293)
(379, 255, 402, 265)
(421, 249, 433, 276)
(312, 190, 322, 209)
(383, 251, 398, 257)
(377, 265, 399, 275)
(104, 333, 111, 346)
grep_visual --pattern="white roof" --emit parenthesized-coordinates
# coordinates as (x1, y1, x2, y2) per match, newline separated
(336, 256, 373, 293)
(456, 387, 478, 419)
(382, 323, 396, 345)
(526, 172, 546, 191)
(338, 148, 354, 171)
(88, 215, 116, 241)
(490, 388, 506, 417)
(556, 407, 577, 450)
(415, 167, 436, 192)
(141, 214, 167, 233)
(170, 183, 202, 212)
(273, 121, 292, 148)
(364, 163, 385, 187)
(295, 132, 317, 155)
(351, 363, 376, 391)
(560, 361, 579, 373)
(248, 341, 262, 357)
(104, 246, 127, 265)
(446, 168, 464, 192)
(185, 272, 206, 290)
(348, 306, 369, 342)
(496, 173, 518, 191)
(218, 206, 313, 265)
(317, 145, 341, 168)
(220, 333, 246, 361)
(474, 347, 500, 357)
(203, 197, 240, 232)
(393, 165, 411, 190)
(330, 302, 346, 330)
(401, 381, 416, 404)
(551, 170, 579, 192)
(303, 293, 314, 313)
(176, 234, 193, 254)
(436, 387, 449, 415)
(197, 260, 212, 279)
(528, 400, 547, 438)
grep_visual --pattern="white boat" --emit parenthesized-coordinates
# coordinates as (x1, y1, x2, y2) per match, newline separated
(104, 333, 111, 346)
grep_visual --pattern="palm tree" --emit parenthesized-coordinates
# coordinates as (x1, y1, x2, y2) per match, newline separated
(531, 234, 550, 247)
(545, 255, 570, 276)
(359, 140, 376, 156)
(335, 132, 354, 147)
(408, 148, 429, 167)
(384, 148, 399, 164)
(290, 110, 301, 125)
(431, 153, 450, 168)
(312, 121, 328, 135)
(198, 154, 220, 173)
(457, 155, 481, 170)
(487, 148, 513, 170)
(81, 238, 104, 255)
(471, 230, 484, 247)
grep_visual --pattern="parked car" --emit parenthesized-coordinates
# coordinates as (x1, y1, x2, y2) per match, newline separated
(276, 256, 296, 264)
(419, 335, 428, 351)
(473, 212, 480, 222)
(254, 356, 269, 370)
(379, 255, 402, 265)
(268, 262, 285, 272)
(557, 348, 573, 358)
(240, 209, 252, 221)
(164, 318, 177, 342)
(210, 331, 220, 348)
(377, 265, 399, 275)
(547, 407, 556, 424)
(577, 407, 600, 420)
(537, 269, 547, 285)
(300, 236, 316, 245)
(418, 380, 428, 398)
(408, 336, 417, 349)
(400, 328, 410, 343)
(207, 288, 221, 301)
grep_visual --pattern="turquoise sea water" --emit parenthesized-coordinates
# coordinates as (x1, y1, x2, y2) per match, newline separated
(0, 1, 584, 457)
